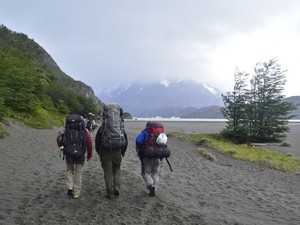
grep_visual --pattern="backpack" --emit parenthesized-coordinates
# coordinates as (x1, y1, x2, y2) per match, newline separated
(63, 114, 87, 160)
(100, 104, 127, 151)
(143, 121, 171, 159)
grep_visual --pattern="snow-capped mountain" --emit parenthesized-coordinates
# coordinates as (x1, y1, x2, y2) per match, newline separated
(97, 79, 224, 117)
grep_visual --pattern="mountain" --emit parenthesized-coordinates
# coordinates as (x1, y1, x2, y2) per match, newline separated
(182, 105, 223, 118)
(98, 80, 224, 117)
(182, 96, 300, 119)
(284, 96, 300, 119)
(98, 80, 300, 118)
(0, 25, 103, 120)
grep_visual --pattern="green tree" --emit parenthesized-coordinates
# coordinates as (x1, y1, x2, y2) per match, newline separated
(221, 58, 296, 143)
(76, 95, 96, 116)
(123, 111, 132, 119)
(248, 58, 295, 142)
(0, 97, 6, 120)
(0, 49, 41, 113)
(221, 68, 250, 143)
(56, 99, 70, 114)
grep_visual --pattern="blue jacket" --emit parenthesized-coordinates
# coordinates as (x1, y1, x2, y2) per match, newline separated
(136, 128, 150, 147)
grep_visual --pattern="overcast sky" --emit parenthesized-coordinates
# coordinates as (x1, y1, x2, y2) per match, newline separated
(1, 0, 300, 96)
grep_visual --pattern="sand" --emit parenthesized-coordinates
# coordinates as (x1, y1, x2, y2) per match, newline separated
(0, 120, 300, 225)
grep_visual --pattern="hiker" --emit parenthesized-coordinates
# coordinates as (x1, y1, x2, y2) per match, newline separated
(86, 112, 95, 132)
(91, 119, 98, 133)
(95, 103, 128, 199)
(56, 114, 92, 199)
(135, 121, 170, 197)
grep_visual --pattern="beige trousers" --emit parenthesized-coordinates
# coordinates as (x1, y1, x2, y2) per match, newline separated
(66, 157, 84, 196)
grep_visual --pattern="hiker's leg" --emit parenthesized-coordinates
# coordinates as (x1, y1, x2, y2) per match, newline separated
(73, 162, 84, 196)
(139, 156, 144, 175)
(141, 157, 154, 189)
(66, 157, 74, 190)
(112, 151, 122, 192)
(101, 153, 114, 196)
(151, 158, 160, 190)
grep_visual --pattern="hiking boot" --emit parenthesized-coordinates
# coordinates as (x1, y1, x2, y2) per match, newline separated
(149, 187, 155, 197)
(105, 190, 112, 199)
(67, 188, 73, 196)
(114, 189, 120, 196)
(73, 195, 80, 199)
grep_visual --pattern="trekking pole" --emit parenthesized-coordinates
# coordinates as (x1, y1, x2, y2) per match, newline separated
(165, 158, 173, 172)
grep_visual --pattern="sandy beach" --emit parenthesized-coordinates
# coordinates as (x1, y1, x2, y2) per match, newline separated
(0, 120, 300, 225)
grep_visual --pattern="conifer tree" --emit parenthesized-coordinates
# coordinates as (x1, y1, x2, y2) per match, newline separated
(221, 68, 249, 143)
(221, 58, 296, 143)
(248, 58, 295, 142)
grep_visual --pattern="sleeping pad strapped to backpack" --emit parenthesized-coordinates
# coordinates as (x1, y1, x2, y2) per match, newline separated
(63, 114, 87, 160)
(100, 104, 127, 151)
(143, 121, 171, 159)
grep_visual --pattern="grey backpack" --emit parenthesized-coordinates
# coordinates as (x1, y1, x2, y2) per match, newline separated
(100, 104, 127, 151)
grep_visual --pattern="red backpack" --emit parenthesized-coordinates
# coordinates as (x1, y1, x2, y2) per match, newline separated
(147, 121, 165, 147)
(144, 121, 171, 159)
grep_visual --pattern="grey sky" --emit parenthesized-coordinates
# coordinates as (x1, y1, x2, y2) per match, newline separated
(1, 0, 300, 96)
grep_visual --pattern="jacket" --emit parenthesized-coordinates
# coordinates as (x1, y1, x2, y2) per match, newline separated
(135, 128, 150, 148)
(135, 128, 151, 158)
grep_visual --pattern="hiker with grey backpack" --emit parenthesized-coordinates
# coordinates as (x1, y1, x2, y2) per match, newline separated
(95, 103, 128, 199)
(56, 114, 93, 199)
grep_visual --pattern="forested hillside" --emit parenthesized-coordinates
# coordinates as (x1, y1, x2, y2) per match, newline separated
(0, 25, 103, 128)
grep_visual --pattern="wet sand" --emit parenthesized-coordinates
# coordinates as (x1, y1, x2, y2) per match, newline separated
(0, 120, 299, 225)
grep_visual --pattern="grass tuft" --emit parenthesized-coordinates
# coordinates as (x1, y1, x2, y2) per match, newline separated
(198, 148, 217, 162)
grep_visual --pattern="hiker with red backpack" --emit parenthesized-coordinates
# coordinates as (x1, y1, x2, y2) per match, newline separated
(95, 104, 128, 199)
(136, 121, 171, 197)
(56, 114, 93, 199)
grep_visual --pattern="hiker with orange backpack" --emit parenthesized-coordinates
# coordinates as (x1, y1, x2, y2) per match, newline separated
(135, 121, 170, 197)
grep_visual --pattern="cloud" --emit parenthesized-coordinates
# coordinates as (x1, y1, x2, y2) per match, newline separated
(1, 0, 300, 96)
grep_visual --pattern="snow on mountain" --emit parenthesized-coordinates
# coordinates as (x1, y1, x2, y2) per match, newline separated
(176, 78, 184, 83)
(160, 79, 170, 88)
(203, 82, 218, 95)
(97, 79, 224, 117)
(121, 82, 131, 92)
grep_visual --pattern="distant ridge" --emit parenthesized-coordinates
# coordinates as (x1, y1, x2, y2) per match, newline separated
(98, 80, 300, 118)
(98, 80, 224, 117)
(284, 96, 300, 119)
